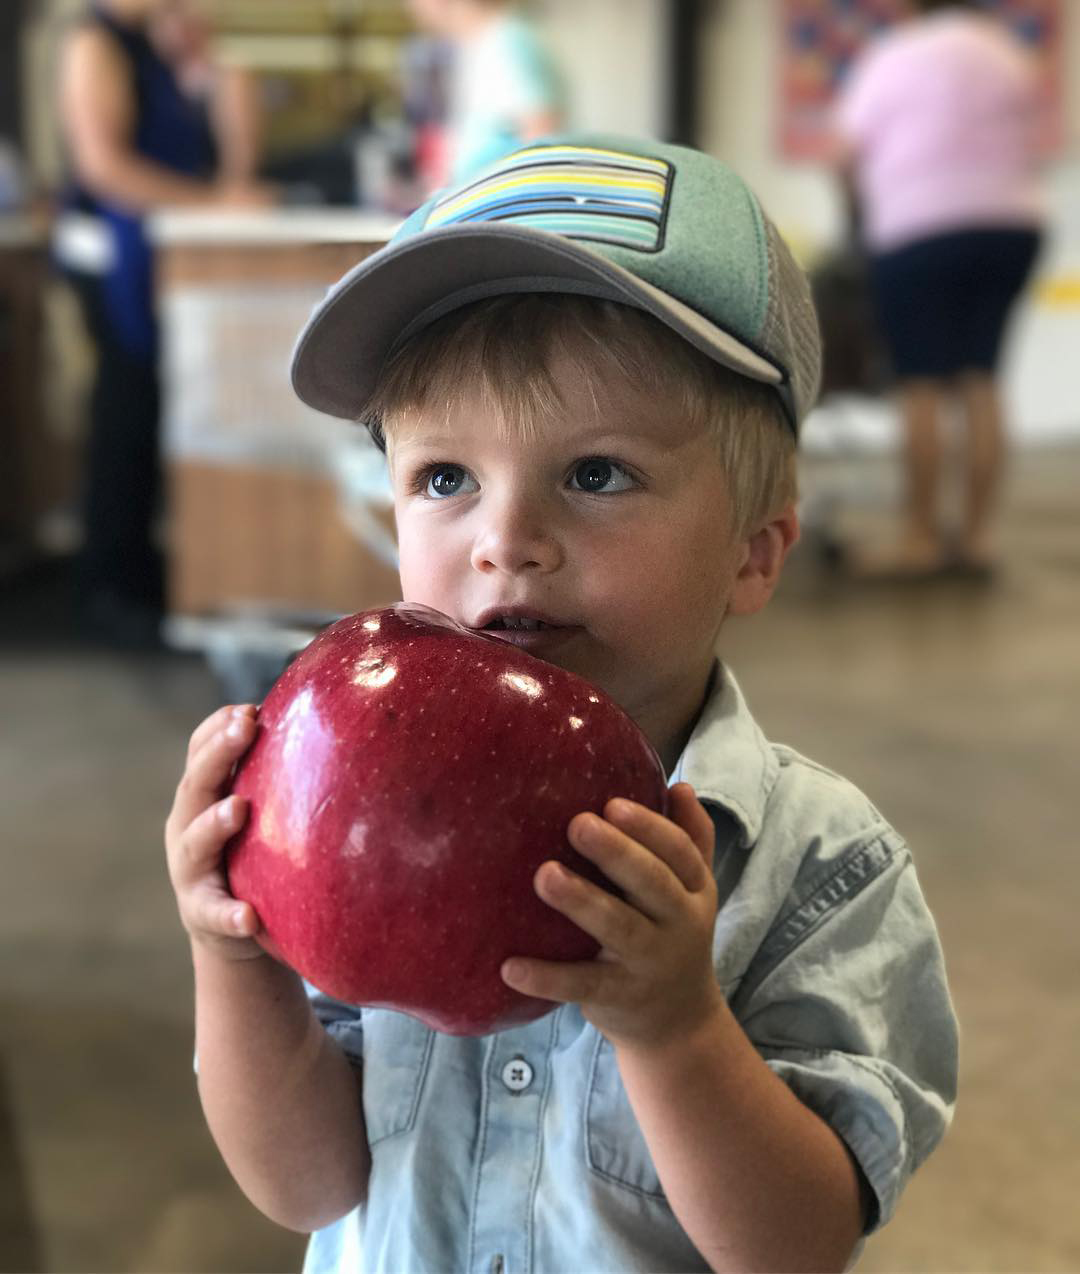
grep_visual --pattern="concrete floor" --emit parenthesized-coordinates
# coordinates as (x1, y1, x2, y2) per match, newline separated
(2, 447, 1079, 1273)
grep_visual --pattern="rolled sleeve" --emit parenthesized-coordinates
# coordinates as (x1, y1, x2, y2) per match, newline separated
(760, 1046, 934, 1231)
(733, 842, 958, 1231)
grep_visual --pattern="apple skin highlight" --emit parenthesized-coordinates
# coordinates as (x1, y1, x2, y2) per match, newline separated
(226, 603, 669, 1036)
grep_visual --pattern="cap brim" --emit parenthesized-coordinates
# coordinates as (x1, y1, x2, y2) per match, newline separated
(291, 223, 783, 421)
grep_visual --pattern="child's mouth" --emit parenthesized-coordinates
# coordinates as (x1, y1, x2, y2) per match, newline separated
(483, 617, 556, 632)
(476, 616, 581, 650)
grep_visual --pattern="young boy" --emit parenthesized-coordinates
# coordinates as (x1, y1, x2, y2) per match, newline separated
(165, 135, 957, 1273)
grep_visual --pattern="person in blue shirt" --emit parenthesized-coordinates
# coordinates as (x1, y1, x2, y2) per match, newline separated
(56, 0, 270, 645)
(407, 0, 565, 184)
(165, 135, 958, 1272)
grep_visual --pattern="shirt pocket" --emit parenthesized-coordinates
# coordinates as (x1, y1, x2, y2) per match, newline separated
(358, 1008, 435, 1147)
(584, 1036, 665, 1200)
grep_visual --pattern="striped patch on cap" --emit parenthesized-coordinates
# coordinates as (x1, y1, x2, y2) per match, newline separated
(424, 144, 673, 252)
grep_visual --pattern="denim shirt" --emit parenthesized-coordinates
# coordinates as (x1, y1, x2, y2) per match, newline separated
(302, 666, 958, 1274)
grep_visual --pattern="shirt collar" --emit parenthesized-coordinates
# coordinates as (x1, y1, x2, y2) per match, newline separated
(669, 663, 777, 849)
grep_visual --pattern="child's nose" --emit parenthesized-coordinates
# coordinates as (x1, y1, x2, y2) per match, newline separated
(469, 498, 563, 575)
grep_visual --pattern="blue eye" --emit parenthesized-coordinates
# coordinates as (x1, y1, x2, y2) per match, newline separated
(570, 458, 634, 493)
(424, 465, 476, 499)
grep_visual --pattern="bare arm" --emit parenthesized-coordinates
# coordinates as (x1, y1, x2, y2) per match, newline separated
(617, 1004, 866, 1272)
(58, 25, 215, 211)
(208, 62, 263, 184)
(193, 945, 369, 1232)
(166, 705, 370, 1231)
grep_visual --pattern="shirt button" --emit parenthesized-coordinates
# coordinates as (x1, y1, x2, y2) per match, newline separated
(501, 1056, 534, 1093)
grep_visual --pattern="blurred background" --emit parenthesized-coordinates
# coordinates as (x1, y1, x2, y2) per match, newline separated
(1, 1, 1078, 1270)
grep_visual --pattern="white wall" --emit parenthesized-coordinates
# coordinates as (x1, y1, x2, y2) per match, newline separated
(700, 0, 843, 252)
(699, 0, 1080, 443)
(531, 0, 671, 140)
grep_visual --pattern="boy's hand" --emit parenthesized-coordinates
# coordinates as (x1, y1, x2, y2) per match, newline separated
(501, 783, 723, 1050)
(165, 703, 265, 960)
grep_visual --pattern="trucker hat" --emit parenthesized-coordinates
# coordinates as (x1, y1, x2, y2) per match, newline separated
(291, 133, 822, 436)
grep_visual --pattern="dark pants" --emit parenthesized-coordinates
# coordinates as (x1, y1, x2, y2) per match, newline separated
(869, 226, 1042, 380)
(69, 272, 163, 613)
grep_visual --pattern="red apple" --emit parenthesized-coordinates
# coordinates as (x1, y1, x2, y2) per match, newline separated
(226, 603, 669, 1035)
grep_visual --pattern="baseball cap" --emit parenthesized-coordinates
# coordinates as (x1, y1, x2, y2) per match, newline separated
(291, 133, 822, 436)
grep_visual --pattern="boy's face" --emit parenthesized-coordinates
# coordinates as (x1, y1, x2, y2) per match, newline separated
(387, 352, 766, 758)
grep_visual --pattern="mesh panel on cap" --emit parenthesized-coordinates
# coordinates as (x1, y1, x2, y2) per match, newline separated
(760, 217, 823, 428)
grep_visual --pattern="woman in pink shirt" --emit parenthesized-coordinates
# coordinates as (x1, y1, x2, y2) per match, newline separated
(833, 0, 1045, 579)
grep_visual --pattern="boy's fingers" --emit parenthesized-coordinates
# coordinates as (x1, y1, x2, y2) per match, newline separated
(170, 714, 257, 834)
(186, 703, 257, 764)
(584, 794, 713, 894)
(565, 815, 689, 924)
(187, 879, 259, 940)
(501, 955, 606, 1006)
(171, 795, 247, 886)
(666, 784, 716, 868)
(533, 859, 647, 956)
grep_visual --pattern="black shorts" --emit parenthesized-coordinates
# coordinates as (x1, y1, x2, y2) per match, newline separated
(869, 226, 1041, 379)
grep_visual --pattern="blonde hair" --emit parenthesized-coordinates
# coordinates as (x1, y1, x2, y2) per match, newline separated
(362, 294, 797, 537)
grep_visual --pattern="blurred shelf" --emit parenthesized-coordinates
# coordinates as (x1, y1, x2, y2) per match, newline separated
(218, 34, 404, 74)
(213, 0, 412, 37)
(149, 206, 401, 246)
(209, 1, 419, 155)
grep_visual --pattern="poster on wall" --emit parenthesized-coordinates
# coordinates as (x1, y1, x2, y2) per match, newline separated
(778, 0, 1064, 159)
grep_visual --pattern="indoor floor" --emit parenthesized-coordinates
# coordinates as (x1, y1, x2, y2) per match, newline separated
(2, 446, 1078, 1273)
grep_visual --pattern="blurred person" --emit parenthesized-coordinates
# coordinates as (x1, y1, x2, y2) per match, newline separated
(831, 0, 1046, 579)
(407, 0, 565, 185)
(56, 0, 272, 645)
(399, 27, 454, 197)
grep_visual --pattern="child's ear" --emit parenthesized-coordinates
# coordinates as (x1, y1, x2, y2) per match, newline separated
(728, 504, 800, 617)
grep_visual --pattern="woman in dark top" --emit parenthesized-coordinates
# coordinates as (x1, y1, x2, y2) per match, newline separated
(57, 0, 270, 644)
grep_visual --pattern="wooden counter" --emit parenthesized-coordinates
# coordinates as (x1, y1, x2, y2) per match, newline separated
(151, 208, 403, 626)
